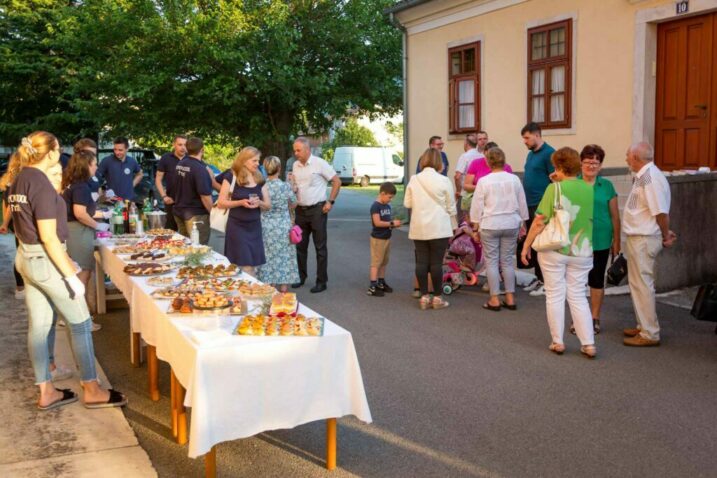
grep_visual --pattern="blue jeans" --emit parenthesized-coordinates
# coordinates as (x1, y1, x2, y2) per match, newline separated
(480, 228, 519, 296)
(16, 243, 97, 384)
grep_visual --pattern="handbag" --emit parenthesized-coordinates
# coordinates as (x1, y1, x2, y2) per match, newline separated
(209, 175, 236, 233)
(532, 182, 570, 252)
(460, 192, 473, 213)
(606, 253, 628, 286)
(690, 283, 717, 322)
(415, 174, 458, 230)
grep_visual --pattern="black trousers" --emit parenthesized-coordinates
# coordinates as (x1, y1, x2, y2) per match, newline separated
(525, 205, 544, 282)
(414, 238, 449, 296)
(296, 204, 328, 284)
(164, 203, 178, 231)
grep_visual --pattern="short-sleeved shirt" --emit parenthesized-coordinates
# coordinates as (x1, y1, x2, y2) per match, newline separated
(537, 178, 593, 257)
(580, 175, 617, 251)
(523, 142, 556, 206)
(62, 181, 96, 222)
(60, 153, 71, 170)
(465, 157, 513, 185)
(292, 155, 337, 206)
(173, 156, 213, 219)
(370, 201, 392, 239)
(623, 162, 671, 236)
(416, 151, 449, 176)
(157, 152, 184, 199)
(97, 154, 141, 201)
(8, 167, 69, 244)
(87, 175, 101, 193)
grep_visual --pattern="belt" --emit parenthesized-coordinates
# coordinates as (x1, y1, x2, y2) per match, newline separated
(296, 201, 325, 210)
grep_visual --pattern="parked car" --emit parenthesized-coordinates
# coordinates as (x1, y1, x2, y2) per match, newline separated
(97, 148, 159, 204)
(332, 146, 404, 187)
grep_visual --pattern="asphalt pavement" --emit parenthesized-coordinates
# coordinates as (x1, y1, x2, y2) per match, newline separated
(91, 188, 717, 477)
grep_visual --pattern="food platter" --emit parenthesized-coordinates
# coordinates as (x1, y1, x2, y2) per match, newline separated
(146, 228, 177, 236)
(124, 262, 176, 276)
(146, 276, 181, 287)
(235, 314, 324, 337)
(177, 264, 240, 280)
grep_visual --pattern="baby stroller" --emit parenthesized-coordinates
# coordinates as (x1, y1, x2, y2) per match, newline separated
(442, 222, 483, 295)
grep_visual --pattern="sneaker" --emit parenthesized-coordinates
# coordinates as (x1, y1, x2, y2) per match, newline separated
(14, 288, 25, 300)
(366, 286, 384, 297)
(91, 321, 102, 332)
(412, 289, 422, 299)
(51, 365, 74, 382)
(377, 282, 393, 293)
(523, 279, 541, 292)
(529, 285, 545, 297)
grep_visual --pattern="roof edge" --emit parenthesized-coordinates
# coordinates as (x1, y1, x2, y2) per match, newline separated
(383, 0, 435, 15)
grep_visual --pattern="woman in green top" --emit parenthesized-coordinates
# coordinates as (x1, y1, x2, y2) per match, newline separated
(569, 145, 620, 336)
(521, 147, 596, 358)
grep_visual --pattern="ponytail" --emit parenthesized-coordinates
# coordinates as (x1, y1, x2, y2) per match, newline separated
(15, 131, 60, 169)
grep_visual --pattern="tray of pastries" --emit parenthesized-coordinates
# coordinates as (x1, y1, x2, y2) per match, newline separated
(151, 286, 208, 299)
(146, 228, 177, 236)
(124, 262, 175, 276)
(235, 313, 324, 337)
(269, 292, 298, 315)
(166, 245, 211, 256)
(236, 282, 277, 298)
(148, 237, 188, 250)
(191, 291, 233, 310)
(113, 244, 151, 255)
(146, 276, 181, 287)
(176, 264, 239, 279)
(180, 278, 249, 293)
(128, 250, 171, 262)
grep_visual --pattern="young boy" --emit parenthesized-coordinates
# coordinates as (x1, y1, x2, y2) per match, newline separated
(368, 182, 401, 296)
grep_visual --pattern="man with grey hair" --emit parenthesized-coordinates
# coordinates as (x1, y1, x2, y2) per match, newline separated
(291, 137, 341, 293)
(622, 141, 676, 347)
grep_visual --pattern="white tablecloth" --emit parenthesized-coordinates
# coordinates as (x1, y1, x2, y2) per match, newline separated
(97, 239, 372, 458)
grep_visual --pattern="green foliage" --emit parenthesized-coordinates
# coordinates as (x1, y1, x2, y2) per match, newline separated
(1, 0, 402, 159)
(385, 120, 404, 145)
(322, 118, 379, 162)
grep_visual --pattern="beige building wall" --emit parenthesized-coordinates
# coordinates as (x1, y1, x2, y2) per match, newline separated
(397, 0, 694, 175)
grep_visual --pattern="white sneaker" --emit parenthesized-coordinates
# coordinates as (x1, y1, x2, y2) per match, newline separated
(51, 365, 74, 382)
(14, 289, 25, 300)
(523, 279, 541, 292)
(529, 285, 545, 297)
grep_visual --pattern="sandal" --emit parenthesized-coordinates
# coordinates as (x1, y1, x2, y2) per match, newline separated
(483, 303, 501, 312)
(419, 295, 432, 310)
(593, 319, 601, 334)
(548, 343, 565, 355)
(38, 388, 78, 411)
(569, 323, 576, 335)
(580, 345, 597, 359)
(432, 297, 450, 310)
(84, 389, 128, 409)
(500, 301, 517, 311)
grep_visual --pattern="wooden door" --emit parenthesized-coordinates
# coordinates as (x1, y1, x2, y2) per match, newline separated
(655, 12, 716, 170)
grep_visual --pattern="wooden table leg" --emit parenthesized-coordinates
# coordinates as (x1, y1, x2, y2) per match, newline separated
(326, 418, 337, 471)
(147, 345, 159, 401)
(176, 376, 188, 445)
(205, 446, 216, 478)
(131, 332, 141, 367)
(170, 369, 178, 438)
(94, 251, 106, 315)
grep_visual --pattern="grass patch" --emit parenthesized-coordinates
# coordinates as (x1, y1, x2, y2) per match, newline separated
(344, 184, 408, 222)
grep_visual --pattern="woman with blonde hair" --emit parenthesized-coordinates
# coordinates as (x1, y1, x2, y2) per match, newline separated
(257, 156, 300, 290)
(9, 131, 126, 409)
(218, 146, 270, 274)
(404, 148, 457, 310)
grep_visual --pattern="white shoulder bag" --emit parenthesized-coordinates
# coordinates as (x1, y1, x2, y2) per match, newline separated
(532, 182, 570, 252)
(209, 174, 236, 233)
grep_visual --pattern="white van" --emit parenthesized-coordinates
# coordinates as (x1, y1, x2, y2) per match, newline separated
(332, 147, 404, 187)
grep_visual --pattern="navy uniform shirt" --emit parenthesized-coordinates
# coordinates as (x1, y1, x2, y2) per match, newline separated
(97, 154, 141, 200)
(157, 152, 183, 200)
(173, 156, 212, 219)
(88, 174, 101, 193)
(370, 200, 392, 239)
(63, 181, 96, 222)
(416, 151, 449, 176)
(8, 167, 69, 244)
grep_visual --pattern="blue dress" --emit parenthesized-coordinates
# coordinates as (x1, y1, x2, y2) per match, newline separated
(224, 174, 266, 267)
(257, 179, 300, 285)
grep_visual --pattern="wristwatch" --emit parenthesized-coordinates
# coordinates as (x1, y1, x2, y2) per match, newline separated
(329, 199, 335, 205)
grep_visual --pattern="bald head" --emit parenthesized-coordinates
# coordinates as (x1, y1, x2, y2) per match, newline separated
(625, 141, 654, 172)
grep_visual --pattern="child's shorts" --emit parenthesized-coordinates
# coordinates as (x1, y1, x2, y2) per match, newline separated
(370, 237, 391, 268)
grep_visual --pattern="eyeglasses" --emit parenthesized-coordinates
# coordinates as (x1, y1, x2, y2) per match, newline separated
(582, 158, 601, 166)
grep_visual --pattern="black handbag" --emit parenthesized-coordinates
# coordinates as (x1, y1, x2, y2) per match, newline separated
(691, 284, 717, 322)
(606, 253, 628, 286)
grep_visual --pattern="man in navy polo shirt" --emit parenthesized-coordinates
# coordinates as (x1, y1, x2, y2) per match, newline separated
(415, 135, 449, 176)
(155, 135, 187, 231)
(172, 137, 213, 244)
(97, 137, 143, 201)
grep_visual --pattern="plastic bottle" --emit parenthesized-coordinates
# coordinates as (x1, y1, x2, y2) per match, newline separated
(128, 202, 139, 234)
(113, 202, 124, 235)
(142, 199, 152, 230)
(191, 221, 202, 245)
(122, 200, 130, 233)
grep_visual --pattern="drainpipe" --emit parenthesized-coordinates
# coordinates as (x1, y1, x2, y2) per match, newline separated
(389, 12, 409, 187)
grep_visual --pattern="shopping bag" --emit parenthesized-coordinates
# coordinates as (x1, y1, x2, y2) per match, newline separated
(606, 253, 628, 286)
(690, 284, 717, 322)
(210, 175, 236, 233)
(289, 225, 303, 244)
(532, 183, 570, 252)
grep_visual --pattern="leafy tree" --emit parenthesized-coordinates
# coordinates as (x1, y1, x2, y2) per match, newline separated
(0, 0, 402, 159)
(322, 117, 379, 162)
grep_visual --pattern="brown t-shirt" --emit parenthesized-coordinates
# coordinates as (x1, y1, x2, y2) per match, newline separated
(8, 167, 69, 244)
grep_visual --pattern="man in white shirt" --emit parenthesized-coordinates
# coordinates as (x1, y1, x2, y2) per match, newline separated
(454, 134, 483, 221)
(622, 142, 676, 347)
(291, 137, 341, 293)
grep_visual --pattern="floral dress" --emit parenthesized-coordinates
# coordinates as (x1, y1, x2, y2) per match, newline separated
(257, 179, 300, 285)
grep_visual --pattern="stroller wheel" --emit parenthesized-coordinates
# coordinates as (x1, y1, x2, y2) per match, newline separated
(442, 284, 453, 295)
(465, 273, 478, 286)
